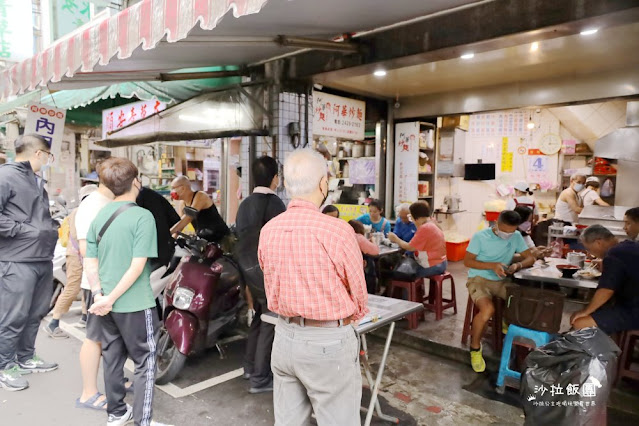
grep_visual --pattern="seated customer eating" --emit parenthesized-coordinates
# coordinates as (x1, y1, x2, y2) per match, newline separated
(463, 210, 536, 373)
(388, 201, 447, 277)
(571, 225, 639, 334)
(357, 199, 391, 236)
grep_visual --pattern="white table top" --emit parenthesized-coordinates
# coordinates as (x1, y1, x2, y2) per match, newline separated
(514, 258, 599, 289)
(261, 295, 423, 335)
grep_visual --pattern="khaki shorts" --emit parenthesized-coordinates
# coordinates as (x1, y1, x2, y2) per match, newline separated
(466, 276, 508, 303)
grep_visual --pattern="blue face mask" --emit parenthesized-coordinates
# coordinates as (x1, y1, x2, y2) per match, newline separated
(574, 183, 584, 192)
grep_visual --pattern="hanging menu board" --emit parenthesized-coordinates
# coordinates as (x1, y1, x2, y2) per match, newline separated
(312, 91, 365, 140)
(394, 122, 419, 206)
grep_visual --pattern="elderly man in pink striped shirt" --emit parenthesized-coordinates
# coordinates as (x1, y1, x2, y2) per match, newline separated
(258, 148, 368, 425)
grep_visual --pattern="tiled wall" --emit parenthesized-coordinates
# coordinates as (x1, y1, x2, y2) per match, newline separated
(238, 91, 312, 207)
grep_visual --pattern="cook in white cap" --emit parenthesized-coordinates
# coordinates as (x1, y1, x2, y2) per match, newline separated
(581, 176, 610, 207)
(506, 181, 539, 223)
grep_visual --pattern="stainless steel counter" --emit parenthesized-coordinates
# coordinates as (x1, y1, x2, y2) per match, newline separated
(578, 205, 631, 237)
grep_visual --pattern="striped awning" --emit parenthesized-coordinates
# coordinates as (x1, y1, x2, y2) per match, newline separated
(0, 0, 268, 100)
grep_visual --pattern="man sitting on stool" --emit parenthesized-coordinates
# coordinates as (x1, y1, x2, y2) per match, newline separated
(571, 225, 639, 334)
(463, 210, 536, 373)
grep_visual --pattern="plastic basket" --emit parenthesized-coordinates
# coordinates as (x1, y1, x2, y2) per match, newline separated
(446, 240, 469, 262)
(485, 211, 500, 222)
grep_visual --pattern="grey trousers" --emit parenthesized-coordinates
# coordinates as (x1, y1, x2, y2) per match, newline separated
(0, 261, 53, 370)
(99, 308, 160, 426)
(272, 318, 362, 426)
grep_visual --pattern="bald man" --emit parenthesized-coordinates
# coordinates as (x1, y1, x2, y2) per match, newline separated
(169, 176, 230, 244)
(0, 134, 60, 391)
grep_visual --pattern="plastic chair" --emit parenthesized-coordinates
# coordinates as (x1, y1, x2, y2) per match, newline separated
(496, 324, 552, 393)
(423, 272, 457, 321)
(389, 278, 426, 329)
(461, 295, 505, 353)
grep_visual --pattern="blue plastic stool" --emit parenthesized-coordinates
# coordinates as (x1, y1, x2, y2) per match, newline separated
(496, 324, 552, 393)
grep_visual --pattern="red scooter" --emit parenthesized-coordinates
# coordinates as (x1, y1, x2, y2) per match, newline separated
(156, 234, 243, 385)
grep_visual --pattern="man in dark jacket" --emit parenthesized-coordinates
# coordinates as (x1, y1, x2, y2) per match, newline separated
(235, 156, 286, 394)
(136, 186, 180, 270)
(0, 134, 59, 391)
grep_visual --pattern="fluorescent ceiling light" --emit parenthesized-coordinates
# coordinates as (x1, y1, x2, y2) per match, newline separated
(580, 29, 598, 36)
(530, 42, 539, 52)
(373, 69, 387, 77)
(460, 53, 474, 60)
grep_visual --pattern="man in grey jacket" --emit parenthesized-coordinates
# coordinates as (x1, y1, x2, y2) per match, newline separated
(0, 134, 60, 392)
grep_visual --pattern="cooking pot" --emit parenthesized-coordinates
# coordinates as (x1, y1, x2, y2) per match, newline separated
(352, 142, 365, 158)
(364, 141, 375, 157)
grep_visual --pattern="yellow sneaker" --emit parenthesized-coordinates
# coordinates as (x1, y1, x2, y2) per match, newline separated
(502, 319, 509, 335)
(470, 346, 486, 373)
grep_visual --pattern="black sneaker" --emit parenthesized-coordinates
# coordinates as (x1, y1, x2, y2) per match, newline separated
(0, 366, 29, 391)
(249, 384, 273, 394)
(107, 404, 133, 425)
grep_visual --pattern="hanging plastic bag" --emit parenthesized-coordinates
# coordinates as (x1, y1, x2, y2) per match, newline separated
(600, 178, 614, 198)
(521, 328, 620, 426)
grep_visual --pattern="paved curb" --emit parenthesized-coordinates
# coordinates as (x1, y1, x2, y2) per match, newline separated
(371, 326, 639, 417)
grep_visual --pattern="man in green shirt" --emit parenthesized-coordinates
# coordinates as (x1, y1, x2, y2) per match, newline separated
(85, 157, 165, 426)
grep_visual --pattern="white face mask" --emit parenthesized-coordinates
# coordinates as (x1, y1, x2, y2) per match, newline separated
(495, 228, 515, 240)
(574, 183, 585, 192)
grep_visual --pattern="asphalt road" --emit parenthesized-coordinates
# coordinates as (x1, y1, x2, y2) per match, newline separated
(0, 307, 523, 426)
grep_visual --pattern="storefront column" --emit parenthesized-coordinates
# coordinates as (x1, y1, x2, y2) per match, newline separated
(385, 103, 395, 217)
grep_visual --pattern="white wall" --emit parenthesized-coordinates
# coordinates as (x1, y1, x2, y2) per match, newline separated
(436, 108, 578, 239)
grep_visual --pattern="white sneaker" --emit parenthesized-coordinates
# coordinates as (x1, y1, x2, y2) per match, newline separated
(107, 404, 133, 426)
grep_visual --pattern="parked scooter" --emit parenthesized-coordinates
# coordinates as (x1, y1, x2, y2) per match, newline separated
(48, 241, 67, 313)
(155, 234, 243, 384)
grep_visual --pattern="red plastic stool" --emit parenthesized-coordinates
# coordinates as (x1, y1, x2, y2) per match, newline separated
(423, 272, 458, 321)
(461, 295, 504, 353)
(617, 329, 639, 385)
(389, 278, 426, 329)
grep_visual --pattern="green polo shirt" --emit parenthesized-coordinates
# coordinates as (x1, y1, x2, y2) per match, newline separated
(86, 201, 157, 313)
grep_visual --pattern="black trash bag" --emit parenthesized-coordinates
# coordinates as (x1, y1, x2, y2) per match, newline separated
(521, 327, 620, 426)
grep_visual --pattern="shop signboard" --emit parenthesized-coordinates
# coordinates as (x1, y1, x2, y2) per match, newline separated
(0, 0, 34, 62)
(102, 100, 166, 139)
(394, 122, 419, 206)
(24, 104, 67, 149)
(312, 91, 365, 140)
(51, 0, 91, 41)
(334, 204, 369, 222)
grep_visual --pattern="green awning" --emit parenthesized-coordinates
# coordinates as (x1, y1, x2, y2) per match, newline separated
(0, 66, 242, 126)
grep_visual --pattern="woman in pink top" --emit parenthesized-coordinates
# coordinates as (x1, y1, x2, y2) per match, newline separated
(389, 201, 447, 277)
(348, 220, 380, 256)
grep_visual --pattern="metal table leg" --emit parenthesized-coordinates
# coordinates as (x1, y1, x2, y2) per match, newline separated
(361, 322, 399, 426)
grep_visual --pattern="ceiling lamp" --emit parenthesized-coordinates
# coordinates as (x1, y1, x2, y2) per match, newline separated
(460, 53, 474, 60)
(373, 69, 387, 77)
(580, 28, 598, 36)
(530, 42, 539, 52)
(527, 114, 535, 130)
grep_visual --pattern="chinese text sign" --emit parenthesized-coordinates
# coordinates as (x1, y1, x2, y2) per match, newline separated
(312, 91, 365, 140)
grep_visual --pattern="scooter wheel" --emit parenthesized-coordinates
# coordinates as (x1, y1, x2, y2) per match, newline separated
(155, 329, 187, 385)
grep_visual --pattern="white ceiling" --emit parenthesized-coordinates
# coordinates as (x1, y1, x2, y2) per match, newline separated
(324, 22, 639, 99)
